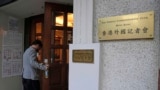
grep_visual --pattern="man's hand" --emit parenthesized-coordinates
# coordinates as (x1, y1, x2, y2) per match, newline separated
(45, 64, 49, 70)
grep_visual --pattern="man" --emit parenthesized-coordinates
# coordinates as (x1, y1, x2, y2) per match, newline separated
(22, 40, 48, 90)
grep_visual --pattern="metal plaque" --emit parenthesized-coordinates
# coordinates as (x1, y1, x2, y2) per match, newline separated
(72, 49, 94, 63)
(98, 11, 154, 40)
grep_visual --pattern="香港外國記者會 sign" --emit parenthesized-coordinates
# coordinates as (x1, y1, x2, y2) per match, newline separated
(98, 11, 154, 40)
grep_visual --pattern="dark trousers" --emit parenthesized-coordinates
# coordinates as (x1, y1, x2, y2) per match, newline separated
(22, 78, 40, 90)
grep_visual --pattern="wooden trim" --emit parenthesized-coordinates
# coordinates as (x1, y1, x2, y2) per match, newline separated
(42, 3, 52, 90)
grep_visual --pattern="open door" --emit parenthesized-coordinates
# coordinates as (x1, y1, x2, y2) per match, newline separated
(42, 2, 73, 90)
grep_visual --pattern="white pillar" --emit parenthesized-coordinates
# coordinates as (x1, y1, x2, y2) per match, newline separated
(73, 0, 93, 44)
(69, 1, 100, 90)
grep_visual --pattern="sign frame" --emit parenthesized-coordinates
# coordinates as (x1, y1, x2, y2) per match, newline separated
(98, 11, 154, 40)
(72, 49, 94, 63)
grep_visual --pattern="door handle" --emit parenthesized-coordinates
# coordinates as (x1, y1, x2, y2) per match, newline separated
(44, 59, 49, 78)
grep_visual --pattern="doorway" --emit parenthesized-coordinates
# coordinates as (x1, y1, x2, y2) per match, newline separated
(24, 2, 73, 90)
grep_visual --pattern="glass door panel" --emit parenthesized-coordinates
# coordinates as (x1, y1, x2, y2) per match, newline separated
(36, 22, 42, 33)
(54, 12, 64, 26)
(51, 48, 63, 63)
(67, 13, 73, 27)
(35, 22, 42, 62)
(55, 30, 64, 45)
(51, 30, 64, 45)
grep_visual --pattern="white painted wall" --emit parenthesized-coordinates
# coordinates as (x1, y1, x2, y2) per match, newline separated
(0, 11, 24, 90)
(69, 43, 100, 90)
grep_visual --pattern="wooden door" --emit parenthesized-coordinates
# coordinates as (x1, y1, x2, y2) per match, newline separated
(24, 14, 44, 50)
(42, 2, 73, 90)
